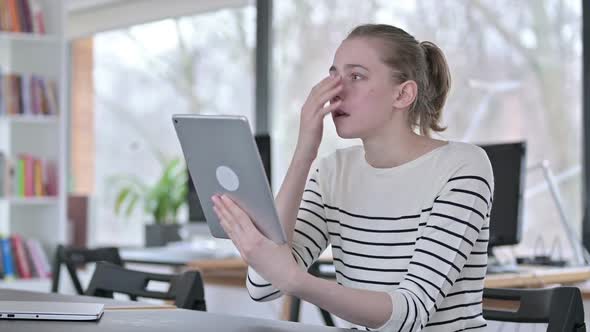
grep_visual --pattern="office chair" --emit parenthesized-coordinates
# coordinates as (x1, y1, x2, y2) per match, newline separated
(483, 287, 586, 331)
(86, 262, 207, 311)
(309, 262, 337, 326)
(51, 244, 124, 295)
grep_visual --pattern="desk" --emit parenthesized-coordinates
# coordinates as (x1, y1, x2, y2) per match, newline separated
(0, 289, 351, 332)
(484, 266, 590, 288)
(120, 245, 237, 267)
(0, 288, 175, 310)
(185, 259, 590, 289)
(187, 258, 248, 287)
(120, 246, 247, 287)
(122, 245, 590, 320)
(123, 243, 590, 288)
(184, 259, 590, 321)
(183, 249, 335, 288)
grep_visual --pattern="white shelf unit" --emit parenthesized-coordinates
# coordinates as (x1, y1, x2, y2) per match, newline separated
(0, 115, 59, 125)
(1, 196, 59, 205)
(0, 0, 68, 264)
(0, 277, 51, 292)
(0, 32, 60, 44)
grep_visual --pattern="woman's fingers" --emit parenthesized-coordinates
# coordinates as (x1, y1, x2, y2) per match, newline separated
(314, 84, 343, 113)
(220, 195, 260, 235)
(310, 75, 339, 96)
(212, 196, 241, 233)
(212, 201, 251, 256)
(212, 205, 233, 236)
(212, 196, 267, 265)
(220, 195, 246, 220)
(310, 75, 332, 93)
(310, 76, 342, 106)
(320, 99, 342, 116)
(212, 195, 232, 218)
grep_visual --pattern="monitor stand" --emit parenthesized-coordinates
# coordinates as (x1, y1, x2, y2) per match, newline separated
(486, 247, 519, 274)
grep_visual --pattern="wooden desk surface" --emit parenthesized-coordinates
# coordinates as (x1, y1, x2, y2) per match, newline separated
(187, 258, 590, 289)
(184, 249, 335, 287)
(123, 243, 590, 291)
(186, 259, 590, 321)
(484, 266, 590, 288)
(187, 258, 248, 287)
(120, 246, 235, 267)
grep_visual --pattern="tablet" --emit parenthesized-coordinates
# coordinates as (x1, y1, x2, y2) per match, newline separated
(172, 114, 287, 244)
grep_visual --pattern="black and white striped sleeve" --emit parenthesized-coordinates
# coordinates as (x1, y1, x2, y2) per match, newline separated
(380, 151, 494, 331)
(246, 168, 330, 302)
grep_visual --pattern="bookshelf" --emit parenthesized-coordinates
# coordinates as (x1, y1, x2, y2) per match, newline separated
(0, 32, 59, 43)
(0, 114, 59, 125)
(2, 196, 59, 205)
(0, 0, 67, 286)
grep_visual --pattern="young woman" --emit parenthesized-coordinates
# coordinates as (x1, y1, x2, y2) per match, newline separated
(211, 24, 493, 331)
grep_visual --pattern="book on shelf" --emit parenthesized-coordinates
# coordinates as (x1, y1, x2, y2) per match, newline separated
(1, 236, 15, 279)
(26, 237, 50, 278)
(0, 237, 3, 279)
(11, 234, 31, 278)
(0, 152, 58, 199)
(0, 0, 45, 34)
(0, 152, 5, 197)
(0, 234, 51, 280)
(0, 68, 59, 117)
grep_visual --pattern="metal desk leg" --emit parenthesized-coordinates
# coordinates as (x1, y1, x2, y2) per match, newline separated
(289, 296, 301, 322)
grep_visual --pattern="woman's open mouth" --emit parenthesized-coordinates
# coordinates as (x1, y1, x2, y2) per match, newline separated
(333, 109, 350, 118)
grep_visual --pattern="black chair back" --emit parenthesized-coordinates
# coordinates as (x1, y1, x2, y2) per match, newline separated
(307, 261, 336, 326)
(483, 287, 586, 332)
(85, 262, 206, 311)
(51, 244, 123, 294)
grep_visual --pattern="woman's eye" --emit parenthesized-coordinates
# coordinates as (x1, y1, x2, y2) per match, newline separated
(351, 73, 363, 80)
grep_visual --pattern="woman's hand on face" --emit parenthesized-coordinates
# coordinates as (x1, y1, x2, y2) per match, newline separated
(296, 75, 343, 161)
(211, 194, 300, 292)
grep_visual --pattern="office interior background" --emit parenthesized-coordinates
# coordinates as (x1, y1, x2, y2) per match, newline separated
(0, 0, 588, 330)
(85, 0, 583, 259)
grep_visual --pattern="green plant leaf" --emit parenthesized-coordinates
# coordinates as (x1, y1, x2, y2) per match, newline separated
(115, 187, 131, 215)
(110, 157, 189, 224)
(108, 174, 148, 192)
(125, 193, 139, 217)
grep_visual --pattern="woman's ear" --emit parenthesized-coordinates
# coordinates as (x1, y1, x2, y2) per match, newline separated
(392, 80, 418, 109)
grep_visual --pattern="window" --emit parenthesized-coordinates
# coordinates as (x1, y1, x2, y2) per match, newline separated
(91, 5, 256, 245)
(272, 0, 582, 260)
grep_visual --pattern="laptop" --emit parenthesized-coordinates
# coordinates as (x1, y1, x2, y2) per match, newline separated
(0, 301, 104, 321)
(172, 114, 287, 244)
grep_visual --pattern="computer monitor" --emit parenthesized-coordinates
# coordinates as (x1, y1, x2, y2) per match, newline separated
(478, 141, 527, 252)
(187, 133, 272, 222)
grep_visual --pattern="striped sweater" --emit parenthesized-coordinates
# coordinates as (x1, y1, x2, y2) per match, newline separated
(247, 141, 494, 331)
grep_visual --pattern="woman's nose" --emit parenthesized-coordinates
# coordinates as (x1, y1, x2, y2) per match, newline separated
(332, 81, 345, 103)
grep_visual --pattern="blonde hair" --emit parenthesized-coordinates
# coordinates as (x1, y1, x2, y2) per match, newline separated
(347, 24, 451, 137)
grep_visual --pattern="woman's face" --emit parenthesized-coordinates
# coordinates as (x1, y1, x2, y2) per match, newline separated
(329, 37, 400, 139)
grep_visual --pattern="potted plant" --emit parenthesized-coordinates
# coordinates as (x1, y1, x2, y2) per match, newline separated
(112, 158, 188, 247)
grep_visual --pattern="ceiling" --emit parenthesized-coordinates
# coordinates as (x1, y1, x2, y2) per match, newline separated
(66, 0, 251, 39)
